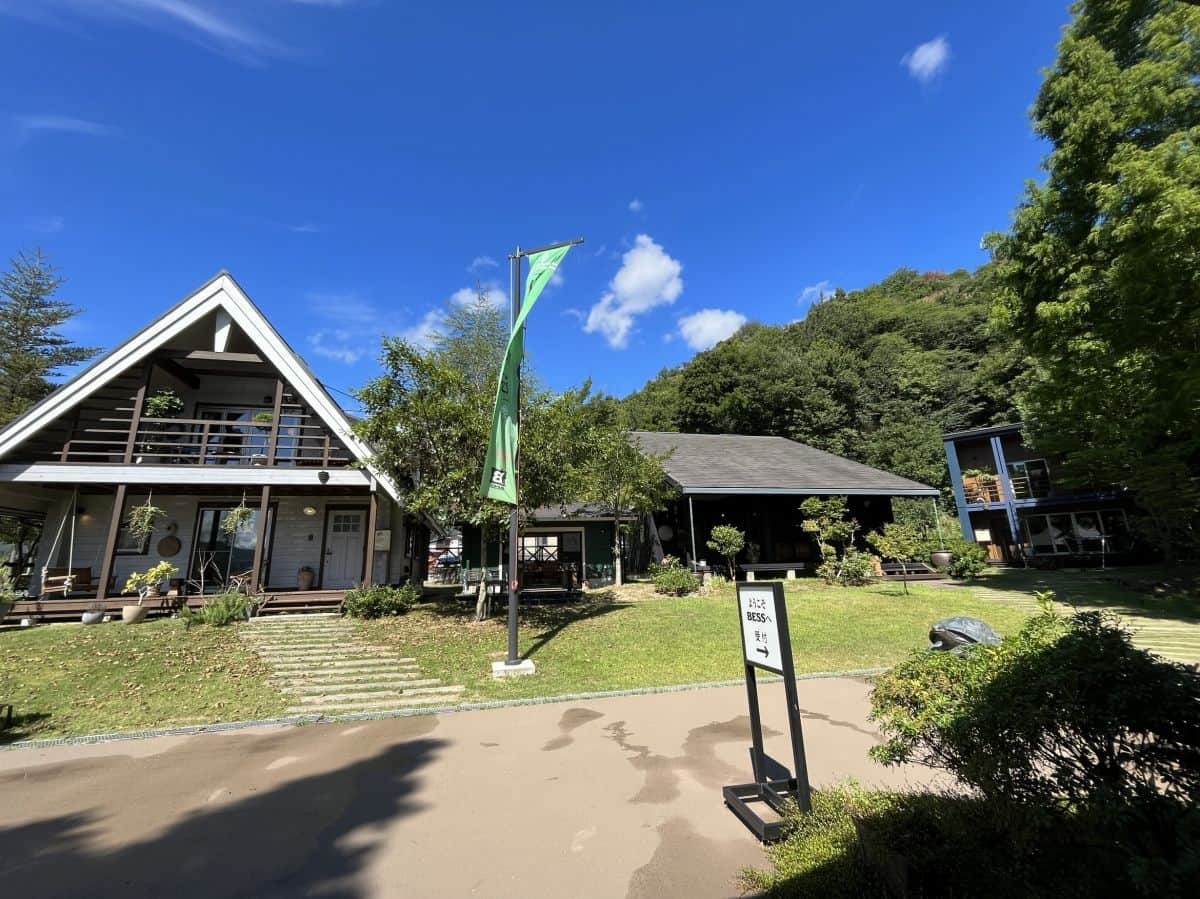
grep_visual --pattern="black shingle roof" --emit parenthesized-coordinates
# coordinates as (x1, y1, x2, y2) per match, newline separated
(630, 431, 938, 497)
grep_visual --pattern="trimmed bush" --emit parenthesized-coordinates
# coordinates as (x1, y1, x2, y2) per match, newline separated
(944, 539, 987, 579)
(343, 584, 420, 619)
(815, 549, 874, 587)
(180, 591, 252, 627)
(652, 566, 700, 596)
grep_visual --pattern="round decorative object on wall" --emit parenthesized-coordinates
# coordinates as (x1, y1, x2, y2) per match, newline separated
(156, 535, 182, 557)
(657, 524, 674, 541)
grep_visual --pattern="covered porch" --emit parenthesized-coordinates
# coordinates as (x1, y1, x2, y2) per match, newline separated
(2, 475, 423, 621)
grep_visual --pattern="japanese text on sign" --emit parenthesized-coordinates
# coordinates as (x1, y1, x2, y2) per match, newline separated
(738, 583, 784, 673)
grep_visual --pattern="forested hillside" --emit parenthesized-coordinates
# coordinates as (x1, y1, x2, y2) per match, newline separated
(621, 266, 1029, 492)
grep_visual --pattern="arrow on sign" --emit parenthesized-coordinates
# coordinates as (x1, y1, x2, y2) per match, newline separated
(756, 645, 769, 657)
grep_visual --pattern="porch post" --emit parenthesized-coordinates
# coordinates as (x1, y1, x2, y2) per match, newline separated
(363, 490, 379, 586)
(96, 484, 127, 600)
(123, 363, 153, 463)
(250, 485, 272, 592)
(266, 378, 284, 464)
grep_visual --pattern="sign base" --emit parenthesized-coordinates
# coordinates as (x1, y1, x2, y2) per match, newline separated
(491, 658, 536, 679)
(723, 778, 800, 843)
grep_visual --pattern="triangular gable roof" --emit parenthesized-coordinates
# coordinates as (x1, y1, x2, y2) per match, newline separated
(0, 271, 404, 505)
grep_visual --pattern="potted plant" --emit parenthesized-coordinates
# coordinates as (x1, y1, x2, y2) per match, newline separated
(139, 389, 185, 462)
(249, 411, 273, 465)
(221, 496, 255, 537)
(81, 600, 105, 625)
(126, 493, 167, 542)
(143, 388, 185, 419)
(122, 560, 179, 623)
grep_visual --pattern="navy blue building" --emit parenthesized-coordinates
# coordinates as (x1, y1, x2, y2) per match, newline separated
(943, 423, 1136, 565)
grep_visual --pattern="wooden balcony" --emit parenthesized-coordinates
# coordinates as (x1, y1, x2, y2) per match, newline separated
(962, 474, 1004, 504)
(52, 402, 352, 468)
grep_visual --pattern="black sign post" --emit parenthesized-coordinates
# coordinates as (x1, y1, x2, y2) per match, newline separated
(724, 581, 812, 842)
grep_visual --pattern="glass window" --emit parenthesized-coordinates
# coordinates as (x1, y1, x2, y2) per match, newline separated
(188, 506, 274, 591)
(1007, 459, 1052, 499)
(1024, 516, 1055, 554)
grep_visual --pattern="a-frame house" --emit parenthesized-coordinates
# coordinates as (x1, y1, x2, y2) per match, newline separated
(0, 272, 428, 619)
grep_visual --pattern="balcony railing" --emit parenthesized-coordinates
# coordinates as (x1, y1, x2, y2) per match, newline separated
(57, 415, 352, 467)
(962, 475, 1003, 504)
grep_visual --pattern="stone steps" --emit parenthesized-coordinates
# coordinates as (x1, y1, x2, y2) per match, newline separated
(283, 679, 444, 695)
(286, 691, 465, 715)
(241, 615, 466, 715)
(290, 685, 463, 705)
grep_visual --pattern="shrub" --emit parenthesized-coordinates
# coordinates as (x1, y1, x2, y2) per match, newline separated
(652, 566, 700, 596)
(943, 539, 987, 579)
(744, 784, 1126, 899)
(646, 554, 683, 578)
(870, 604, 1200, 893)
(706, 524, 745, 579)
(180, 591, 252, 627)
(342, 584, 420, 619)
(816, 549, 874, 587)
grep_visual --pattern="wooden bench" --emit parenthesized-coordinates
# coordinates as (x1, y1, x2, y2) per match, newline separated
(739, 562, 807, 581)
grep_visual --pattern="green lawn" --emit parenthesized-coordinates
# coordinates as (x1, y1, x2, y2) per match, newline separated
(4, 567, 1184, 742)
(0, 619, 286, 742)
(354, 577, 1035, 703)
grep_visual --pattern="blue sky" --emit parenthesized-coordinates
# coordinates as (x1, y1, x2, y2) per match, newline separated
(0, 0, 1069, 404)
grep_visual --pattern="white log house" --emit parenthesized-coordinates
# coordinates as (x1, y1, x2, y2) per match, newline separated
(0, 272, 429, 619)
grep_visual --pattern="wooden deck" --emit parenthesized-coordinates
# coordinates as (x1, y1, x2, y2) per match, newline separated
(4, 589, 348, 622)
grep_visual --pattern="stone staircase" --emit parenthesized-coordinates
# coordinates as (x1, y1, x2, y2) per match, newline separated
(241, 613, 465, 716)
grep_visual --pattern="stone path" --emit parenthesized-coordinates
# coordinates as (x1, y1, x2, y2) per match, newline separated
(966, 584, 1200, 665)
(240, 613, 464, 715)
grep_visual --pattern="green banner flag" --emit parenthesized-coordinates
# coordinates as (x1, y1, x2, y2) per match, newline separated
(480, 244, 573, 503)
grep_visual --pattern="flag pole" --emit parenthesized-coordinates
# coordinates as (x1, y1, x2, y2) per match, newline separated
(507, 246, 522, 666)
(494, 236, 583, 673)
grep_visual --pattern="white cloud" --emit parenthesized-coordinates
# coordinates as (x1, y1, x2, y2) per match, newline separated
(6, 1, 295, 65)
(15, 114, 118, 139)
(306, 291, 416, 364)
(549, 270, 564, 288)
(449, 280, 508, 309)
(27, 215, 65, 234)
(798, 279, 835, 307)
(628, 198, 643, 213)
(677, 308, 747, 351)
(585, 234, 683, 349)
(398, 309, 442, 350)
(289, 222, 320, 233)
(902, 35, 950, 83)
(469, 255, 498, 272)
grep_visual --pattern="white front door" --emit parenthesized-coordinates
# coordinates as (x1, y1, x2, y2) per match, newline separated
(323, 509, 365, 588)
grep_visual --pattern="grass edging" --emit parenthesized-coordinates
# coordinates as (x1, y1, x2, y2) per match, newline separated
(1, 666, 887, 752)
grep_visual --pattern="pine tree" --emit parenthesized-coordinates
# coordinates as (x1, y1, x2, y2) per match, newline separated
(0, 250, 99, 425)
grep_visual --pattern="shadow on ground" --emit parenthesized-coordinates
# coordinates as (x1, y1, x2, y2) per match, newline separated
(0, 724, 447, 898)
(963, 566, 1200, 623)
(0, 711, 50, 745)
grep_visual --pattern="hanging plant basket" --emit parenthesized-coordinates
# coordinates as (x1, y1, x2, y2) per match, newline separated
(126, 496, 167, 539)
(222, 500, 255, 537)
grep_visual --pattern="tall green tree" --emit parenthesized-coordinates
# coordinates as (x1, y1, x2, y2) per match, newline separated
(0, 250, 98, 425)
(621, 267, 1024, 494)
(579, 414, 674, 586)
(355, 293, 595, 613)
(988, 0, 1200, 560)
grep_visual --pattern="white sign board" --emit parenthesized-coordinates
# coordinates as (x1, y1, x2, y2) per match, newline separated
(738, 583, 785, 674)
